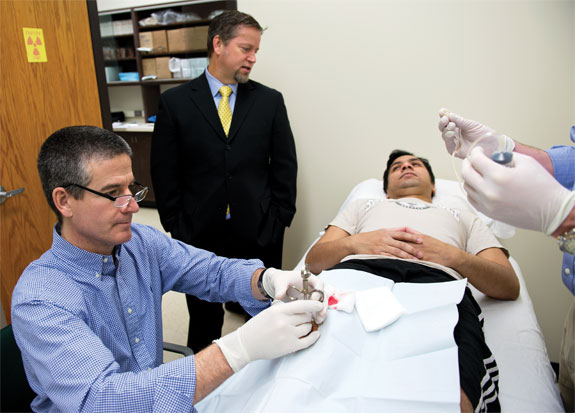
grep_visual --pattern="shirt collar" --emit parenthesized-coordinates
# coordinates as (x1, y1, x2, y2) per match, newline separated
(205, 67, 238, 98)
(389, 197, 433, 206)
(51, 224, 118, 279)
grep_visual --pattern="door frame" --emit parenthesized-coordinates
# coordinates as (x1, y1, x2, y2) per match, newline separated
(88, 0, 112, 131)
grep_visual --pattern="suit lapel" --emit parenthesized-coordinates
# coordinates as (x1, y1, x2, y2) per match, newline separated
(188, 74, 228, 141)
(227, 81, 256, 143)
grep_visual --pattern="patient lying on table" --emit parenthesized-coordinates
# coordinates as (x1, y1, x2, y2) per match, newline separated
(306, 150, 519, 413)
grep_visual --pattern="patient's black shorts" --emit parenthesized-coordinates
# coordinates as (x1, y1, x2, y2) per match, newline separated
(330, 259, 500, 413)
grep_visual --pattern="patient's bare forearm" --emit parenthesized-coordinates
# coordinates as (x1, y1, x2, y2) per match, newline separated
(193, 343, 234, 403)
(450, 248, 519, 300)
(417, 236, 518, 300)
(306, 238, 353, 274)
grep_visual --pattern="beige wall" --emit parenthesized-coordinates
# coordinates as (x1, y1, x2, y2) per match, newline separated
(97, 0, 575, 362)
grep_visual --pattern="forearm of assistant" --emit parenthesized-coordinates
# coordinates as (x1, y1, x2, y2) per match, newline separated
(514, 141, 554, 175)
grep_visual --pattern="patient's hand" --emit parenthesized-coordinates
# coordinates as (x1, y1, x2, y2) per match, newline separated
(352, 227, 423, 259)
(307, 225, 423, 275)
(414, 234, 459, 267)
(416, 234, 520, 300)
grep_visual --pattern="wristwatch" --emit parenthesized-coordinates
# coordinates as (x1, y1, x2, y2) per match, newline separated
(257, 268, 272, 300)
(558, 229, 575, 255)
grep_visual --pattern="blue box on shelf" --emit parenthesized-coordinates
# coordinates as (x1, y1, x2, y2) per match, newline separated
(118, 72, 139, 81)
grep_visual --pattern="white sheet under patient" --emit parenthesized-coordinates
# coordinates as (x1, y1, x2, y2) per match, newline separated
(197, 270, 468, 413)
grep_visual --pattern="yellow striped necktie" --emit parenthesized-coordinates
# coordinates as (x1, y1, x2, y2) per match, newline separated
(218, 86, 232, 137)
(218, 86, 233, 218)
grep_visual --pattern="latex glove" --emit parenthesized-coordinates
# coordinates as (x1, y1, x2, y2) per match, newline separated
(438, 108, 515, 159)
(462, 147, 575, 235)
(262, 268, 327, 323)
(215, 299, 323, 372)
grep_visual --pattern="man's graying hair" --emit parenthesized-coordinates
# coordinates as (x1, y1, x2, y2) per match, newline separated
(37, 126, 132, 220)
(207, 10, 263, 58)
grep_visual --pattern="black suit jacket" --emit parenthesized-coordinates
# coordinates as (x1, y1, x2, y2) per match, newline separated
(150, 74, 297, 249)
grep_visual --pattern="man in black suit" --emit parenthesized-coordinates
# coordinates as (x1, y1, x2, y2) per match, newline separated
(151, 10, 297, 353)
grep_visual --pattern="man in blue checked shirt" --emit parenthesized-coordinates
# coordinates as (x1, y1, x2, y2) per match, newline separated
(11, 126, 326, 412)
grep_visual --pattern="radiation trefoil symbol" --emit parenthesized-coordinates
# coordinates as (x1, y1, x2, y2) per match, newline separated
(27, 35, 42, 56)
(22, 27, 47, 63)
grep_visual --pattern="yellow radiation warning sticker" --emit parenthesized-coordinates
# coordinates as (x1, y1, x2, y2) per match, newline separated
(23, 28, 47, 62)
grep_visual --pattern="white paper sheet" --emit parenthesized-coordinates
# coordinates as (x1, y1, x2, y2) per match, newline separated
(196, 269, 468, 412)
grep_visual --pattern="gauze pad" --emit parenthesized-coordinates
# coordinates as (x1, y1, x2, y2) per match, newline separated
(355, 286, 406, 332)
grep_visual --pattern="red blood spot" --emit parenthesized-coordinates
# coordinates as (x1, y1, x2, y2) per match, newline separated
(328, 296, 339, 306)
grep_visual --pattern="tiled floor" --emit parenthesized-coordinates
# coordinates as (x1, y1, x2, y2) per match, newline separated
(132, 207, 245, 361)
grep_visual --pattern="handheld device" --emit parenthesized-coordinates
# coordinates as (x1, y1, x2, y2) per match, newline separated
(491, 151, 514, 167)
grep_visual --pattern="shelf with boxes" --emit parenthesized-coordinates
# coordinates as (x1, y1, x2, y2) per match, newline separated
(99, 10, 138, 83)
(138, 23, 210, 81)
(98, 1, 236, 120)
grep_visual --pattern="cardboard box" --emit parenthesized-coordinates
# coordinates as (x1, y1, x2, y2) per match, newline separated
(139, 30, 168, 54)
(141, 57, 172, 79)
(142, 58, 156, 77)
(155, 57, 172, 79)
(192, 26, 208, 50)
(167, 26, 208, 52)
(167, 27, 193, 53)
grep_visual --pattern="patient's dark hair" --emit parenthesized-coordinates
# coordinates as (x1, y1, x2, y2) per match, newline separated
(383, 149, 435, 194)
(207, 10, 263, 58)
(37, 126, 132, 221)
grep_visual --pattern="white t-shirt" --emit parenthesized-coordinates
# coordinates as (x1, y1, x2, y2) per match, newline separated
(329, 197, 505, 280)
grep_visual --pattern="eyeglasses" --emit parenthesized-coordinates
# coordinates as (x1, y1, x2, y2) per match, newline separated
(63, 182, 148, 208)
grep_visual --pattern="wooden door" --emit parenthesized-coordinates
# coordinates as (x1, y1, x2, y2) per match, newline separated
(0, 0, 103, 322)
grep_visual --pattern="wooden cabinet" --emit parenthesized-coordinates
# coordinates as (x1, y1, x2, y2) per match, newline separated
(116, 131, 156, 207)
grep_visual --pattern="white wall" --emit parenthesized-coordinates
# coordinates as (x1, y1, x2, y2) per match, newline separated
(97, 0, 575, 362)
(240, 0, 574, 363)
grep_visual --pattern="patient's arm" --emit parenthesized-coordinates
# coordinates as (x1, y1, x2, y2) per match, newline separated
(306, 225, 424, 274)
(416, 235, 519, 300)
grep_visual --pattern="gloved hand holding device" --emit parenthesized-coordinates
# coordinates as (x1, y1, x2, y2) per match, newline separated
(438, 108, 515, 159)
(215, 299, 323, 372)
(262, 267, 328, 323)
(462, 147, 575, 235)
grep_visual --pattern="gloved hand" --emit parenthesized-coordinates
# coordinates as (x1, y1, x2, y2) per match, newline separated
(462, 147, 575, 235)
(438, 108, 515, 159)
(262, 268, 327, 323)
(215, 300, 323, 372)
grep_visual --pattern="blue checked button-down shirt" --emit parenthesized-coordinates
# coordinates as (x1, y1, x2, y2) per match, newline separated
(11, 223, 268, 412)
(547, 143, 575, 295)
